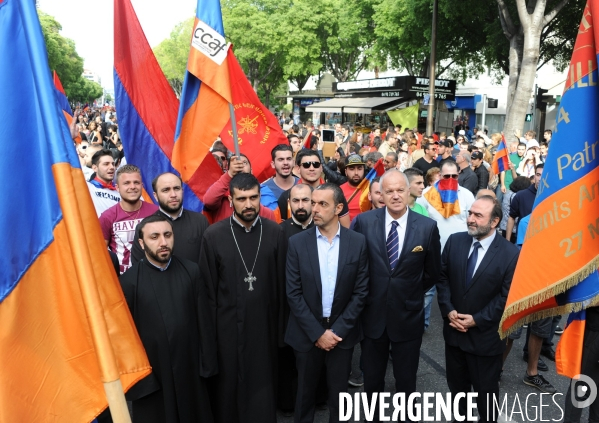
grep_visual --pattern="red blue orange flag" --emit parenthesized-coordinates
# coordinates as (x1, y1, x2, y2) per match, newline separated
(357, 158, 386, 212)
(499, 1, 599, 379)
(114, 0, 203, 210)
(0, 0, 150, 420)
(423, 177, 460, 219)
(53, 70, 72, 115)
(556, 310, 586, 378)
(174, 0, 286, 195)
(491, 134, 509, 175)
(173, 0, 232, 189)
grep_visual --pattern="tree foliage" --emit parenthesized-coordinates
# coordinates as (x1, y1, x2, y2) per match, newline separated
(39, 11, 103, 103)
(154, 17, 195, 97)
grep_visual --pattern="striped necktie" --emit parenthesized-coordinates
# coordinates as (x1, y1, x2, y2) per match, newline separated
(387, 221, 400, 271)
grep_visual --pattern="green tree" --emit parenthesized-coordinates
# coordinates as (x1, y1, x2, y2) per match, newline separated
(153, 17, 195, 97)
(222, 0, 288, 97)
(317, 0, 377, 82)
(68, 79, 103, 104)
(38, 12, 84, 97)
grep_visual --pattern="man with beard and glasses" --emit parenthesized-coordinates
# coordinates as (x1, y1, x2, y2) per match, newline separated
(87, 149, 120, 216)
(262, 144, 298, 201)
(99, 165, 158, 274)
(278, 150, 351, 227)
(120, 214, 217, 423)
(436, 196, 519, 423)
(200, 173, 287, 423)
(339, 154, 369, 221)
(131, 172, 209, 265)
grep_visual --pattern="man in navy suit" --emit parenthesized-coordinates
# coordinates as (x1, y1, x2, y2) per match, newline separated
(353, 169, 441, 421)
(286, 183, 369, 423)
(437, 196, 519, 423)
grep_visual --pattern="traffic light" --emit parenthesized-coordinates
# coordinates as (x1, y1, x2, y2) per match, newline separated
(536, 87, 549, 111)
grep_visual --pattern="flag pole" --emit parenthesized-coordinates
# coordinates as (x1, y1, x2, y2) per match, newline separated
(229, 103, 241, 158)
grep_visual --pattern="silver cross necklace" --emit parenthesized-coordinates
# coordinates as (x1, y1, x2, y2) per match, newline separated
(230, 216, 262, 291)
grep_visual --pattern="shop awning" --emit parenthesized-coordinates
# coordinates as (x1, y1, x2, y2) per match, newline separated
(343, 97, 405, 114)
(305, 97, 407, 114)
(305, 98, 348, 113)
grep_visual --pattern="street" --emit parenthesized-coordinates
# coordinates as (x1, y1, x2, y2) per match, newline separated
(277, 297, 577, 422)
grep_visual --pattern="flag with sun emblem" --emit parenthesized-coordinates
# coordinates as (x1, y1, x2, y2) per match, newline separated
(218, 52, 288, 183)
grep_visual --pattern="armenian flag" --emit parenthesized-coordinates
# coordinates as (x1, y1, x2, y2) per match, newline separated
(491, 134, 509, 174)
(357, 158, 386, 212)
(173, 0, 232, 194)
(423, 177, 460, 219)
(0, 0, 150, 420)
(114, 0, 203, 210)
(499, 0, 599, 378)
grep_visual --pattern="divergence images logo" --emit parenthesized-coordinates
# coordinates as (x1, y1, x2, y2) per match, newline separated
(571, 374, 597, 409)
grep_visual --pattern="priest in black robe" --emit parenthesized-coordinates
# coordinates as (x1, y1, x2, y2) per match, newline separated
(200, 173, 287, 423)
(121, 214, 217, 423)
(130, 172, 209, 265)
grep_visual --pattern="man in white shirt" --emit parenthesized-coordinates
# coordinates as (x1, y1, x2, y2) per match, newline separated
(87, 149, 121, 216)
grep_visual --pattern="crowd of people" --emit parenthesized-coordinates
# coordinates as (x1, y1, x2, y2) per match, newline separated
(73, 106, 592, 423)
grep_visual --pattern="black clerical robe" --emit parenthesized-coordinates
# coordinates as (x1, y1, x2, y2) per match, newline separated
(131, 209, 209, 265)
(200, 217, 287, 423)
(120, 256, 217, 423)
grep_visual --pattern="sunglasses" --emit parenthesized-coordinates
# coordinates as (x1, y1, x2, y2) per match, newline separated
(442, 174, 459, 179)
(301, 161, 321, 169)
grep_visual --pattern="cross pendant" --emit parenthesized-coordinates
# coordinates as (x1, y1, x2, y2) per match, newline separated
(245, 273, 256, 291)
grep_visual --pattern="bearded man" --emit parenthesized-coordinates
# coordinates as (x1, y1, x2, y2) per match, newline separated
(436, 196, 519, 423)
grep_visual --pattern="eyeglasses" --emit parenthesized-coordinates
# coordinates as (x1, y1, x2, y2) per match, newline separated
(442, 174, 459, 179)
(215, 155, 226, 160)
(301, 161, 321, 169)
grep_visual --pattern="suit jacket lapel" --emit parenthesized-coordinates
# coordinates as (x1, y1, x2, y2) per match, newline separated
(306, 229, 323, 300)
(396, 210, 416, 267)
(378, 208, 392, 272)
(465, 234, 500, 293)
(332, 228, 350, 314)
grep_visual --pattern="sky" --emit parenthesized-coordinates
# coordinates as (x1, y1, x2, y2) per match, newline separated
(37, 0, 195, 90)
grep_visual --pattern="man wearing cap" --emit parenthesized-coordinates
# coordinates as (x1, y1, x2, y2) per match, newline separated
(471, 151, 489, 195)
(340, 154, 369, 221)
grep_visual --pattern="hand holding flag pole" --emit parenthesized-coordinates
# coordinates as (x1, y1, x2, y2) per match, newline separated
(229, 102, 241, 158)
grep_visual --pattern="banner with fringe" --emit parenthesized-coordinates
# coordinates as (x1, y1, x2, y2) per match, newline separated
(499, 0, 599, 350)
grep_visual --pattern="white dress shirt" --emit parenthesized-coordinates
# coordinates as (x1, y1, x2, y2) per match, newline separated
(385, 208, 409, 264)
(468, 230, 496, 274)
(417, 185, 475, 250)
(316, 224, 340, 318)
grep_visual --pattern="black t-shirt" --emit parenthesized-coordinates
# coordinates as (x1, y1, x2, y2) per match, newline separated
(412, 157, 441, 186)
(278, 186, 349, 220)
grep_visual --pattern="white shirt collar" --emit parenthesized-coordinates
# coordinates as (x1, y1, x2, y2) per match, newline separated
(147, 258, 171, 271)
(159, 207, 184, 221)
(316, 223, 341, 240)
(471, 229, 496, 250)
(232, 214, 261, 233)
(292, 214, 313, 230)
(385, 207, 409, 229)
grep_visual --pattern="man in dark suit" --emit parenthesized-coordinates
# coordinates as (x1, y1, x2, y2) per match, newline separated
(437, 196, 519, 423)
(353, 169, 441, 421)
(286, 183, 369, 423)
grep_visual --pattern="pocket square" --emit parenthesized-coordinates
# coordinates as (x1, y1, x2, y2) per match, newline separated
(411, 246, 424, 252)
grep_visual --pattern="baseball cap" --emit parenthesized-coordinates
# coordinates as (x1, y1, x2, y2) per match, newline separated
(471, 151, 484, 160)
(439, 140, 452, 148)
(345, 154, 365, 166)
